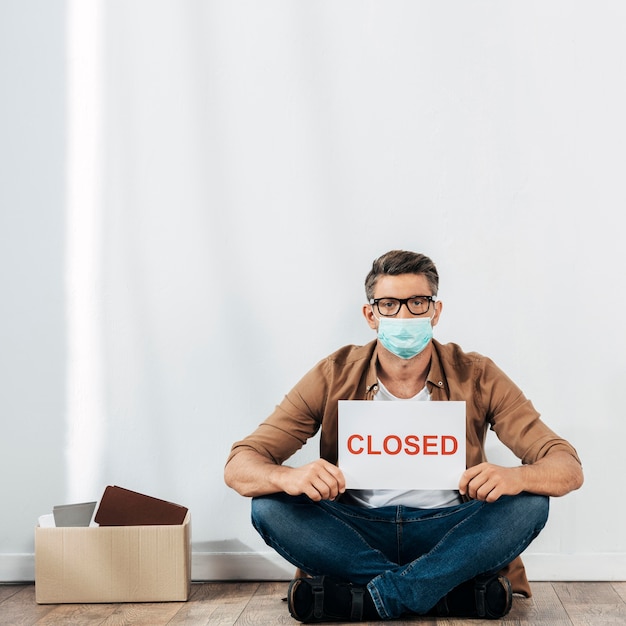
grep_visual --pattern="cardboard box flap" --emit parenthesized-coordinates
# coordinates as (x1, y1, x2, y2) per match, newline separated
(94, 486, 188, 526)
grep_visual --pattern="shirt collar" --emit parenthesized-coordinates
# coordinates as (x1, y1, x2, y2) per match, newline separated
(365, 340, 448, 397)
(426, 340, 448, 395)
(365, 342, 380, 396)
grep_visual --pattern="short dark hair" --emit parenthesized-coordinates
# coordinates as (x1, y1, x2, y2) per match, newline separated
(365, 250, 439, 300)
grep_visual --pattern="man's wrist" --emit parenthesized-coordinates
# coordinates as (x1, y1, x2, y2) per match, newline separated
(268, 463, 289, 492)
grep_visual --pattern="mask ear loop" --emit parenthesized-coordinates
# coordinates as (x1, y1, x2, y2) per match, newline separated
(429, 298, 439, 323)
(369, 302, 382, 326)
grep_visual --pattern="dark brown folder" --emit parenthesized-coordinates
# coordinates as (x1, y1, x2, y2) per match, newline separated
(94, 485, 188, 526)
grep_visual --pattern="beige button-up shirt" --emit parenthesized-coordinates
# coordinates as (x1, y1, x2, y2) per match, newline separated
(227, 339, 581, 596)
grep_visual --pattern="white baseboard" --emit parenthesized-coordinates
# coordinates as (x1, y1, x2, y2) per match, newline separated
(522, 553, 626, 581)
(191, 551, 295, 580)
(0, 554, 35, 583)
(2, 552, 626, 583)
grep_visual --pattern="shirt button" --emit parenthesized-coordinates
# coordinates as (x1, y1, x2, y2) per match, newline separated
(437, 381, 443, 386)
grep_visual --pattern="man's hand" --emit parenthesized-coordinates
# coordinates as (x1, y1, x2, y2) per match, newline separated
(459, 452, 584, 502)
(275, 459, 346, 502)
(224, 449, 347, 500)
(459, 463, 525, 503)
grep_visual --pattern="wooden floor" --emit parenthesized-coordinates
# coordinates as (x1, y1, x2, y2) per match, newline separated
(1, 581, 625, 625)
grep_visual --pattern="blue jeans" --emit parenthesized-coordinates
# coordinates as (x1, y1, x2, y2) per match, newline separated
(251, 492, 549, 618)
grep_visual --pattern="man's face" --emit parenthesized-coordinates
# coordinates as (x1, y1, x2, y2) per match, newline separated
(363, 273, 442, 330)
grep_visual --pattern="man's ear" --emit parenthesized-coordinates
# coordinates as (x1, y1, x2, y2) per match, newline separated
(363, 303, 378, 330)
(431, 300, 443, 327)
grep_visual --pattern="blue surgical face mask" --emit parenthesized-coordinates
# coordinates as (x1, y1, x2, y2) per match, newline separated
(376, 315, 433, 359)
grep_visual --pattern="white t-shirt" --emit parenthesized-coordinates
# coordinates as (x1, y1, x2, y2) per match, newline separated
(344, 380, 462, 509)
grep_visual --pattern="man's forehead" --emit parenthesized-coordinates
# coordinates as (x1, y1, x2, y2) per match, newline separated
(374, 273, 431, 295)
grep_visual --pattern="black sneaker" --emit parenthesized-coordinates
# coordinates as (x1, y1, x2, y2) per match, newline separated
(431, 574, 513, 619)
(287, 575, 380, 622)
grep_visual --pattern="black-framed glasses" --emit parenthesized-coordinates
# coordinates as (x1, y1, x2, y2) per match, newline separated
(369, 295, 436, 317)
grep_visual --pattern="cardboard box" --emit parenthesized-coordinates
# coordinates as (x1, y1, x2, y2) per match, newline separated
(35, 512, 191, 604)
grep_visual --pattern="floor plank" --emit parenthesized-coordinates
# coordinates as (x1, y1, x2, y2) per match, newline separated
(612, 581, 626, 603)
(168, 582, 260, 626)
(0, 582, 625, 625)
(233, 582, 293, 625)
(0, 585, 57, 626)
(34, 602, 119, 625)
(553, 582, 626, 626)
(98, 601, 185, 626)
(496, 582, 573, 625)
(0, 583, 24, 604)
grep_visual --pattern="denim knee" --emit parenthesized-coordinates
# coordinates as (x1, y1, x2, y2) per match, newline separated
(250, 492, 303, 534)
(526, 493, 550, 531)
(510, 493, 550, 536)
(250, 494, 278, 533)
(486, 493, 550, 549)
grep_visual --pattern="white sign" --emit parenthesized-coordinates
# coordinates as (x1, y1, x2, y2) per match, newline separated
(338, 400, 466, 489)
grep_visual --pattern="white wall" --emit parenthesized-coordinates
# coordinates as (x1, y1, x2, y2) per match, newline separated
(0, 0, 67, 580)
(1, 0, 625, 582)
